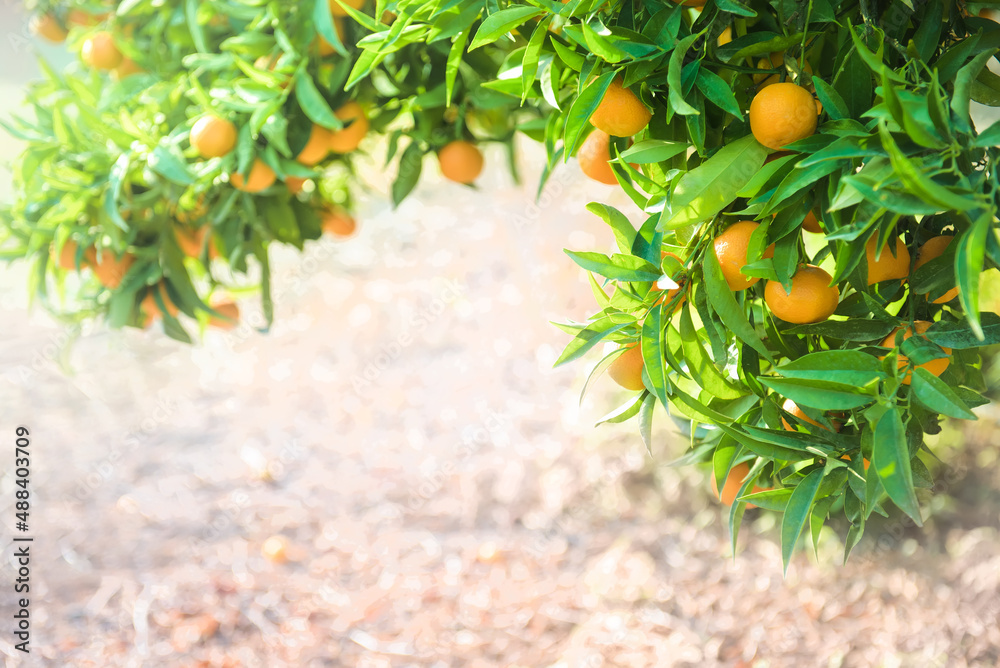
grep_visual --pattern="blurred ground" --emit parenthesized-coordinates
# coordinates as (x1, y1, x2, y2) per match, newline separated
(1, 6, 1000, 667)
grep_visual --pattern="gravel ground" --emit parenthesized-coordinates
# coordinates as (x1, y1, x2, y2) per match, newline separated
(0, 5, 999, 664)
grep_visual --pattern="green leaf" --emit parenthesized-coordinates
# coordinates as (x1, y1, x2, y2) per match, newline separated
(313, 0, 347, 56)
(785, 319, 897, 341)
(781, 468, 825, 575)
(469, 6, 544, 51)
(585, 202, 636, 253)
(812, 77, 849, 121)
(391, 141, 424, 207)
(679, 307, 747, 401)
(872, 406, 922, 524)
(295, 73, 340, 129)
(564, 70, 615, 156)
(878, 123, 980, 213)
(642, 305, 669, 406)
(667, 34, 701, 116)
(695, 69, 743, 119)
(595, 393, 645, 426)
(759, 377, 876, 410)
(925, 312, 1000, 349)
(956, 213, 990, 340)
(663, 134, 767, 228)
(951, 50, 996, 130)
(776, 350, 886, 386)
(702, 248, 772, 360)
(446, 28, 472, 105)
(564, 250, 662, 282)
(910, 368, 977, 420)
(638, 393, 656, 456)
(620, 139, 689, 164)
(521, 18, 550, 103)
(554, 318, 632, 367)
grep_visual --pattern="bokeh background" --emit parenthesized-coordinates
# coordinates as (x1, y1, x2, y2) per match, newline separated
(1, 3, 1000, 666)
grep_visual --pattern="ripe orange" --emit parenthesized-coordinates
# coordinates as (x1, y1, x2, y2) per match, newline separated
(191, 116, 237, 158)
(30, 13, 67, 42)
(81, 32, 123, 70)
(175, 226, 209, 257)
(608, 344, 645, 391)
(717, 27, 732, 47)
(714, 462, 766, 507)
(53, 240, 94, 271)
(577, 129, 620, 185)
(231, 159, 276, 193)
(297, 124, 332, 166)
(329, 0, 365, 17)
(142, 283, 180, 325)
(865, 236, 911, 285)
(112, 57, 143, 79)
(92, 250, 134, 288)
(321, 208, 357, 237)
(754, 52, 813, 88)
(713, 221, 775, 291)
(880, 321, 950, 385)
(781, 399, 841, 432)
(67, 9, 104, 27)
(764, 265, 840, 324)
(749, 83, 818, 150)
(327, 101, 369, 153)
(261, 536, 289, 563)
(209, 297, 240, 330)
(802, 211, 822, 233)
(914, 236, 959, 304)
(589, 78, 652, 137)
(438, 140, 484, 184)
(285, 176, 308, 194)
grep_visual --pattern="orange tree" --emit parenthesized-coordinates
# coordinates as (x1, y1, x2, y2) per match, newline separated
(7, 0, 1000, 564)
(3, 0, 523, 340)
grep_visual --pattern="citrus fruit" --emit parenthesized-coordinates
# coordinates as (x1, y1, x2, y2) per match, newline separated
(30, 13, 67, 42)
(329, 0, 364, 17)
(175, 226, 208, 257)
(285, 176, 308, 194)
(764, 264, 840, 324)
(713, 221, 775, 291)
(67, 9, 103, 27)
(865, 236, 911, 285)
(749, 83, 818, 150)
(754, 52, 813, 88)
(714, 462, 764, 508)
(577, 129, 620, 185)
(438, 140, 484, 184)
(717, 27, 732, 47)
(802, 211, 822, 233)
(231, 159, 276, 193)
(781, 399, 841, 432)
(327, 101, 369, 153)
(92, 250, 134, 288)
(914, 236, 959, 304)
(880, 321, 950, 385)
(81, 32, 122, 70)
(321, 208, 357, 237)
(297, 124, 332, 166)
(112, 58, 143, 79)
(209, 297, 240, 330)
(261, 536, 289, 563)
(142, 283, 179, 324)
(608, 344, 645, 391)
(589, 78, 652, 137)
(53, 240, 94, 271)
(190, 116, 237, 159)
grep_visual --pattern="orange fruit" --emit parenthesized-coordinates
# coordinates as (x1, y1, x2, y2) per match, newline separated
(865, 236, 910, 285)
(81, 32, 122, 70)
(92, 250, 134, 288)
(714, 462, 765, 508)
(112, 57, 143, 79)
(30, 13, 67, 42)
(67, 9, 103, 27)
(329, 0, 364, 17)
(914, 236, 959, 304)
(880, 321, 950, 385)
(764, 264, 840, 324)
(608, 344, 645, 391)
(781, 399, 841, 432)
(713, 221, 775, 291)
(297, 124, 332, 166)
(175, 226, 208, 257)
(209, 297, 240, 330)
(802, 211, 822, 233)
(717, 27, 732, 47)
(191, 116, 237, 159)
(749, 83, 818, 150)
(589, 78, 652, 137)
(231, 159, 276, 193)
(53, 240, 94, 271)
(142, 283, 180, 324)
(261, 536, 289, 563)
(438, 140, 484, 184)
(754, 52, 814, 88)
(285, 176, 308, 194)
(578, 129, 619, 185)
(327, 101, 369, 153)
(320, 208, 357, 237)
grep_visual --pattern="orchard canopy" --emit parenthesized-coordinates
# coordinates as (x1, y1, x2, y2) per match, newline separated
(6, 0, 1000, 567)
